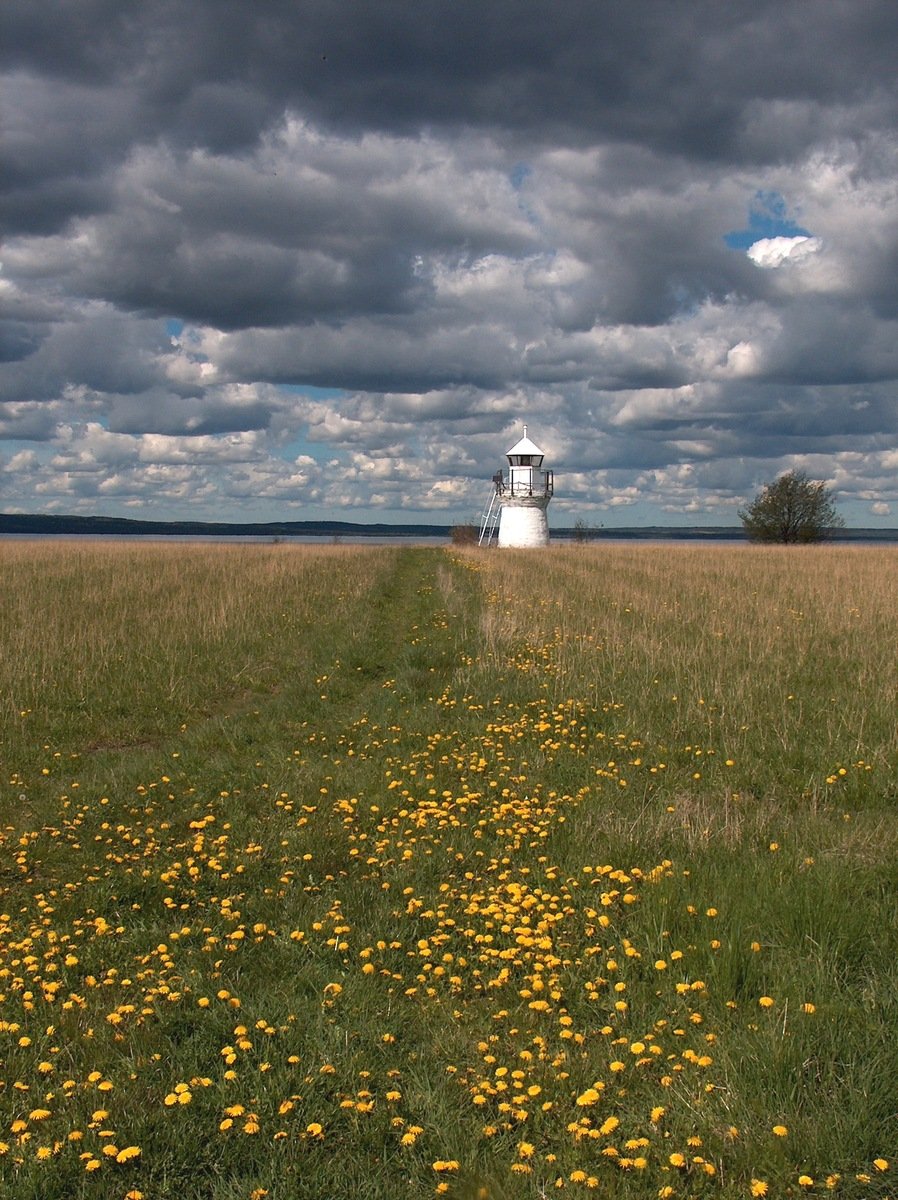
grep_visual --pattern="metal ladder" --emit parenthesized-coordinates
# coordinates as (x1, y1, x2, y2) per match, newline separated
(478, 486, 501, 547)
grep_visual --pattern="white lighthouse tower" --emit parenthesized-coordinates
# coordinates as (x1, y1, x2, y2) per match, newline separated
(479, 426, 554, 547)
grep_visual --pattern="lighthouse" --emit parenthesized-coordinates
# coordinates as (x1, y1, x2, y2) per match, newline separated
(479, 426, 554, 547)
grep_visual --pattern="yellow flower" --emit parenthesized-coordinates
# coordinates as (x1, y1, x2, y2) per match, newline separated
(116, 1146, 141, 1163)
(758, 996, 775, 1008)
(432, 1160, 460, 1172)
(873, 1159, 889, 1172)
(798, 1176, 814, 1187)
(751, 1181, 768, 1197)
(772, 1124, 788, 1137)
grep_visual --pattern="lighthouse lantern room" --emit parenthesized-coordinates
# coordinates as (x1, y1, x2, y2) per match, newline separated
(479, 425, 554, 548)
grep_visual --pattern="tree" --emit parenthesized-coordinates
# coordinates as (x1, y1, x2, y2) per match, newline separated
(739, 469, 845, 544)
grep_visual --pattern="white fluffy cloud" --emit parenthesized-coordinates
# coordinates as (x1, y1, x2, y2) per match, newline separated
(747, 235, 823, 268)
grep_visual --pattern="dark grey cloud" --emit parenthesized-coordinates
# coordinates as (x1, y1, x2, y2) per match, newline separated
(6, 1, 895, 153)
(5, 1, 897, 235)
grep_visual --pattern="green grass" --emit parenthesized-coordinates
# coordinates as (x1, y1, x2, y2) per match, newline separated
(0, 541, 896, 1199)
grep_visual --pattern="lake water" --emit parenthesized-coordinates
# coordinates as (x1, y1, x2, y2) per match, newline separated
(0, 533, 450, 546)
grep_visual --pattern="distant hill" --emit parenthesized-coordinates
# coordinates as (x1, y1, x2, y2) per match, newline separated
(0, 513, 450, 538)
(2, 513, 897, 542)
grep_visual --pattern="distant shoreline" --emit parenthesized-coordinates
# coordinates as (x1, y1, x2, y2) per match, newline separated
(2, 513, 898, 543)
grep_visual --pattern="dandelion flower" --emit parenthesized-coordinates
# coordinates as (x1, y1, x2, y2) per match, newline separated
(751, 1181, 768, 1197)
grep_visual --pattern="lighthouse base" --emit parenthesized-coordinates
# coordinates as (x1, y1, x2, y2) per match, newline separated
(497, 498, 550, 548)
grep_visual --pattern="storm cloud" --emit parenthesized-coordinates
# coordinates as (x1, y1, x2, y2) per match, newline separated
(2, 0, 898, 523)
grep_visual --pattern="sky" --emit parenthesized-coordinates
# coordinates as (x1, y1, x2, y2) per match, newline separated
(2, 1, 898, 527)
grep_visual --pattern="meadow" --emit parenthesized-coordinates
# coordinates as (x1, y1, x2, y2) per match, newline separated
(0, 540, 896, 1200)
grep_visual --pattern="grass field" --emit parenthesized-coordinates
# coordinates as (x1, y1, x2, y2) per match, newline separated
(1, 541, 896, 1199)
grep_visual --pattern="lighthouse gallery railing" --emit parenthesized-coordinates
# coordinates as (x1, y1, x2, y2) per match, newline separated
(494, 469, 554, 497)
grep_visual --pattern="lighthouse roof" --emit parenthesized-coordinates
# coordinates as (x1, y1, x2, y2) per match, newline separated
(506, 426, 545, 457)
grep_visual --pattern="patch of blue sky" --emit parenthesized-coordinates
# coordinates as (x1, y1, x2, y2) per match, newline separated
(4, 438, 53, 459)
(510, 162, 532, 190)
(279, 384, 345, 399)
(276, 386, 347, 462)
(724, 189, 812, 250)
(279, 434, 330, 461)
(165, 317, 184, 338)
(509, 161, 545, 236)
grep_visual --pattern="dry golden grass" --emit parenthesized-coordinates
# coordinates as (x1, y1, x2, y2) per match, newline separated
(0, 540, 394, 754)
(465, 543, 898, 810)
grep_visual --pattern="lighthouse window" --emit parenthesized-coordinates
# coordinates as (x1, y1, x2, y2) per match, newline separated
(517, 455, 533, 465)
